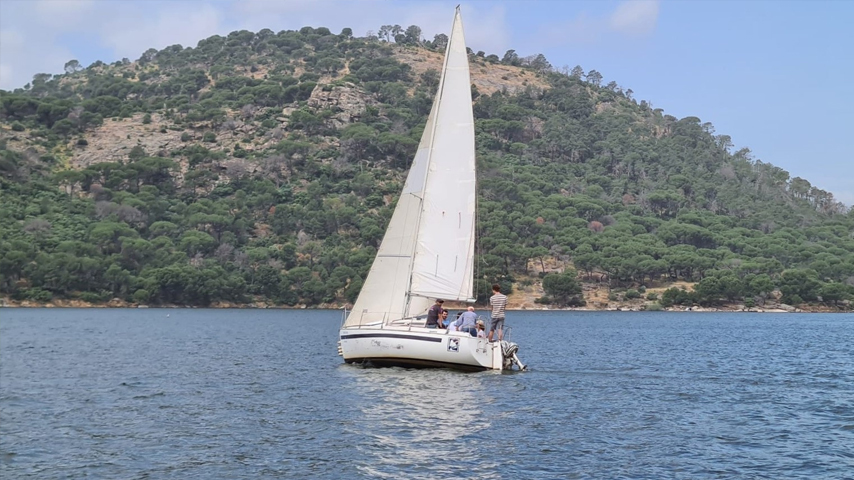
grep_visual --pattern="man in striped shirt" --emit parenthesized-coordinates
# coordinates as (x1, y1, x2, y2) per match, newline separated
(488, 284, 507, 342)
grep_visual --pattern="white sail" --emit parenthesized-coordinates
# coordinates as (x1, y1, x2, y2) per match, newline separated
(409, 8, 476, 302)
(344, 7, 474, 327)
(342, 97, 436, 327)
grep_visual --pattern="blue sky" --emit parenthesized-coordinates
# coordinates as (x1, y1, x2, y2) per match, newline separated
(1, 0, 852, 204)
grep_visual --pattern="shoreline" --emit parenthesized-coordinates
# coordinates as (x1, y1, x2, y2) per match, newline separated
(2, 298, 847, 313)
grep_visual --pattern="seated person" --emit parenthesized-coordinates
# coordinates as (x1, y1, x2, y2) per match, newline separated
(425, 299, 444, 328)
(475, 319, 486, 338)
(455, 306, 478, 336)
(439, 309, 450, 329)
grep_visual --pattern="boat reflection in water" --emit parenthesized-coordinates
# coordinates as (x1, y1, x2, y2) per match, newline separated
(342, 366, 501, 479)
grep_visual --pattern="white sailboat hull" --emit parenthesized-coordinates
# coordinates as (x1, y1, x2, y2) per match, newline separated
(339, 326, 505, 371)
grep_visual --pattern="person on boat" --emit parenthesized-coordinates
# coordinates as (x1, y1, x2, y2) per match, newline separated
(488, 284, 507, 342)
(445, 312, 463, 332)
(425, 299, 444, 328)
(447, 311, 459, 331)
(476, 319, 486, 338)
(456, 306, 478, 336)
(440, 309, 450, 329)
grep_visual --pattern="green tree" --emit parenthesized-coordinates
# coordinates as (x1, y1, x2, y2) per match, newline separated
(64, 59, 83, 74)
(820, 282, 849, 306)
(542, 269, 582, 306)
(779, 269, 822, 304)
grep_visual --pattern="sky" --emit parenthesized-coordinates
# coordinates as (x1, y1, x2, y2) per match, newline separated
(1, 0, 852, 204)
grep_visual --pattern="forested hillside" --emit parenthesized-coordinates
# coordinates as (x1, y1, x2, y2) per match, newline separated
(1, 25, 852, 310)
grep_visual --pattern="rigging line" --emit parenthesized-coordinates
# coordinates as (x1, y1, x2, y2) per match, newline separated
(415, 18, 452, 197)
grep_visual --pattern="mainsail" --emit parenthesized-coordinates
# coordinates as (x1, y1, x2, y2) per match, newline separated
(344, 7, 476, 327)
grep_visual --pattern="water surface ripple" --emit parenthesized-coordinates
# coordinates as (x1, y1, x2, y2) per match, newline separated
(1, 309, 852, 479)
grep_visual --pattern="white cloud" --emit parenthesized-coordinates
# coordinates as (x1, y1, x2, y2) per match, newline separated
(539, 0, 660, 49)
(33, 0, 95, 30)
(0, 0, 95, 89)
(609, 0, 660, 36)
(0, 21, 74, 89)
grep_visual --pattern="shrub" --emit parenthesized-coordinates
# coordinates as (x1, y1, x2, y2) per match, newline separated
(645, 302, 663, 311)
(608, 292, 619, 301)
(565, 297, 586, 307)
(625, 289, 641, 299)
(11, 121, 25, 132)
(660, 287, 698, 307)
(133, 289, 151, 304)
(646, 292, 658, 301)
(76, 138, 88, 146)
(181, 132, 191, 142)
(203, 131, 216, 143)
(79, 291, 105, 303)
(142, 113, 152, 124)
(25, 288, 52, 302)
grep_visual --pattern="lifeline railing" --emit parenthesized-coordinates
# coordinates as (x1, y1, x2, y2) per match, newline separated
(342, 309, 509, 335)
(340, 309, 429, 331)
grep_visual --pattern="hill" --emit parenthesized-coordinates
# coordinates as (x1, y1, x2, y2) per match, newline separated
(1, 26, 852, 311)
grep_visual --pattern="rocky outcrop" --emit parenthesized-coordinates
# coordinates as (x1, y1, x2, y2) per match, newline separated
(305, 82, 375, 129)
(70, 113, 184, 169)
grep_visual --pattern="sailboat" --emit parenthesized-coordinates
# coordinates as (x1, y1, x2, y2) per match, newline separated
(337, 7, 525, 371)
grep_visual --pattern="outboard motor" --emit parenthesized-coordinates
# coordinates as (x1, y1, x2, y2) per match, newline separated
(500, 340, 526, 370)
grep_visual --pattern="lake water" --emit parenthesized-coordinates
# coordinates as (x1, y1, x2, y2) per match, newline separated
(1, 309, 852, 479)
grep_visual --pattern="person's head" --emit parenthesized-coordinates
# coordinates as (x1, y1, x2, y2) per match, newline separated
(467, 306, 475, 312)
(492, 284, 501, 293)
(476, 320, 485, 329)
(436, 299, 444, 305)
(441, 310, 448, 318)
